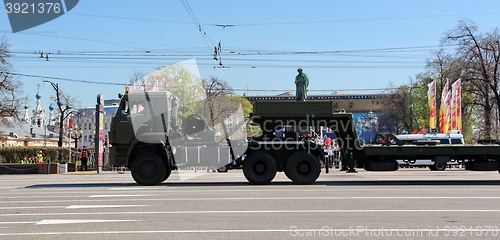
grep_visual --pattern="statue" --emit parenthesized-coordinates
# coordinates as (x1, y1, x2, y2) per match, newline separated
(295, 68, 309, 101)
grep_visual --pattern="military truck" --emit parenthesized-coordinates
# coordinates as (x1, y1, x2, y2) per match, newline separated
(108, 90, 358, 185)
(109, 90, 500, 186)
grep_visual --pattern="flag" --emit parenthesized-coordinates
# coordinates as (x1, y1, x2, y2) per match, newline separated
(451, 79, 462, 132)
(427, 80, 436, 129)
(444, 91, 451, 133)
(439, 80, 450, 133)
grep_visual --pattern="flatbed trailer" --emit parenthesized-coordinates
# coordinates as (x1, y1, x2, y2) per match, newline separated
(359, 144, 500, 171)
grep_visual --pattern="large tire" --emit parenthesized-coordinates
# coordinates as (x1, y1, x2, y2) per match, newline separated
(285, 151, 321, 184)
(429, 162, 447, 171)
(161, 168, 172, 182)
(131, 152, 166, 186)
(243, 151, 277, 185)
(465, 161, 498, 171)
(217, 166, 229, 173)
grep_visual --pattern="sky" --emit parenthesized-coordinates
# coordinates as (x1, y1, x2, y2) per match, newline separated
(1, 0, 500, 109)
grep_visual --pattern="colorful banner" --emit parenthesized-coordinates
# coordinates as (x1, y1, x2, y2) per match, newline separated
(451, 79, 462, 132)
(427, 80, 436, 129)
(444, 90, 451, 133)
(439, 80, 450, 133)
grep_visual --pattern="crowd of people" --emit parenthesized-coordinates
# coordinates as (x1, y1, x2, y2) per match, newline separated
(315, 136, 341, 168)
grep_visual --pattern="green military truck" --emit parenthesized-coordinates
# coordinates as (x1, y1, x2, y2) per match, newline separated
(109, 90, 500, 186)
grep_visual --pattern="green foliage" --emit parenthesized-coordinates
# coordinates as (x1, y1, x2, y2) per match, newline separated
(144, 64, 204, 126)
(0, 147, 70, 163)
(233, 96, 253, 118)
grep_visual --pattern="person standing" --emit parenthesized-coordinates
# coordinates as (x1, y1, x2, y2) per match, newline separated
(79, 146, 89, 171)
(35, 150, 44, 163)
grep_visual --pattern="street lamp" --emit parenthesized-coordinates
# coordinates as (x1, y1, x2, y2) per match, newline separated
(72, 125, 84, 150)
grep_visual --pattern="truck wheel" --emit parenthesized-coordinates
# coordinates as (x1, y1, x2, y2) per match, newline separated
(243, 151, 277, 184)
(285, 151, 321, 184)
(429, 162, 447, 171)
(131, 152, 166, 186)
(161, 168, 172, 182)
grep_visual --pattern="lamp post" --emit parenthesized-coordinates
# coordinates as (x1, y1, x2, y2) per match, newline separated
(71, 124, 83, 161)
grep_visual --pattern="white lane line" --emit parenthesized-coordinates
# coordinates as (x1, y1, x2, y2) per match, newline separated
(2, 209, 500, 217)
(89, 194, 152, 198)
(0, 206, 62, 210)
(109, 188, 162, 191)
(3, 196, 500, 204)
(0, 196, 87, 199)
(0, 221, 37, 225)
(0, 205, 146, 210)
(1, 228, 499, 236)
(107, 188, 500, 192)
(7, 188, 500, 193)
(66, 205, 146, 209)
(36, 219, 137, 225)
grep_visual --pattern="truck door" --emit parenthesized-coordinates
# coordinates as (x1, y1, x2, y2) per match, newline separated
(111, 96, 135, 146)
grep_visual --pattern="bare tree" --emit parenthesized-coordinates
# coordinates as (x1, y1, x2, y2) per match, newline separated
(0, 37, 23, 121)
(128, 70, 146, 87)
(379, 84, 418, 134)
(202, 77, 235, 127)
(44, 80, 74, 147)
(445, 20, 500, 138)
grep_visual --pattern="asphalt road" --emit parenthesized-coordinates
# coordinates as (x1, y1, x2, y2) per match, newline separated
(1, 168, 500, 239)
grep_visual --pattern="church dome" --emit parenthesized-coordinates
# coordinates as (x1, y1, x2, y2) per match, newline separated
(24, 105, 29, 109)
(48, 104, 54, 110)
(35, 92, 42, 99)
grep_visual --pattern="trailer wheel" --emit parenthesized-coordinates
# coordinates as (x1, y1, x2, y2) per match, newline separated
(429, 162, 447, 171)
(243, 151, 277, 184)
(217, 166, 229, 173)
(465, 161, 498, 171)
(364, 160, 399, 171)
(285, 151, 321, 184)
(131, 152, 166, 186)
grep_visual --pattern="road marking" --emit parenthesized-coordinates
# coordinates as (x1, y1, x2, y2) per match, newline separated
(0, 228, 499, 236)
(2, 209, 500, 217)
(0, 221, 37, 225)
(109, 187, 160, 190)
(3, 196, 500, 204)
(89, 194, 152, 198)
(36, 219, 137, 225)
(66, 205, 146, 209)
(0, 206, 62, 210)
(0, 205, 146, 210)
(106, 188, 500, 192)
